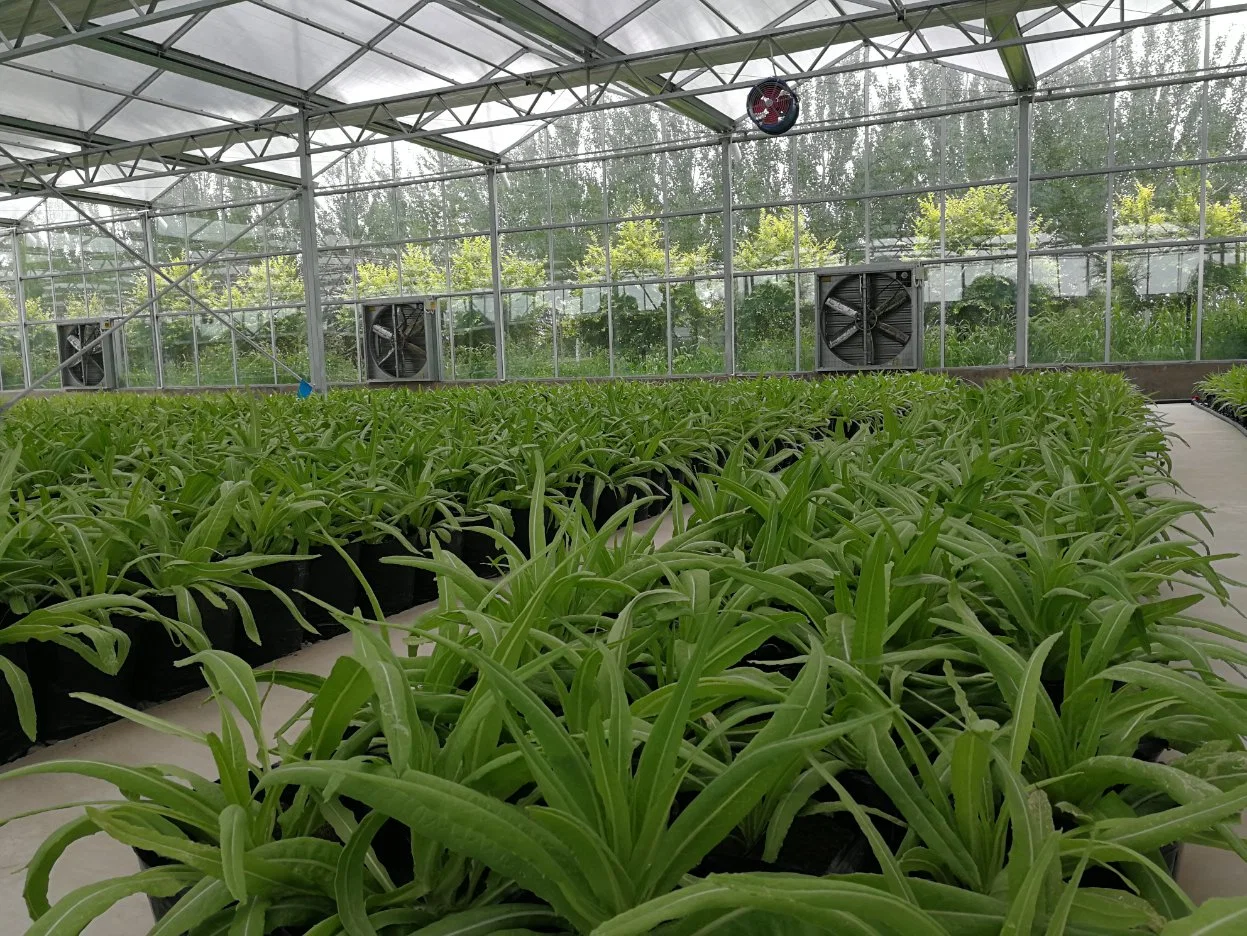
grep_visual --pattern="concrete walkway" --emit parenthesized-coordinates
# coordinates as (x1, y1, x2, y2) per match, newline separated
(1161, 403, 1247, 903)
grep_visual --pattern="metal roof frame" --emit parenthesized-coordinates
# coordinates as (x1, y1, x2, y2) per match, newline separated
(0, 0, 1234, 205)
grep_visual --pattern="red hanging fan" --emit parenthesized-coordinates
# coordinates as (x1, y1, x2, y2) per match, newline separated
(747, 78, 800, 135)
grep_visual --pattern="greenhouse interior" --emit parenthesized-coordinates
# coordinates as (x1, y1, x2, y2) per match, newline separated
(6, 1, 1247, 935)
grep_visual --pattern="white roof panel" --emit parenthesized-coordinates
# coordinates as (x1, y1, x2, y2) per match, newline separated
(0, 67, 124, 131)
(173, 4, 357, 89)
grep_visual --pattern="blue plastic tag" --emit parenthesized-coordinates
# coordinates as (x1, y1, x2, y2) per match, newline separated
(297, 380, 313, 399)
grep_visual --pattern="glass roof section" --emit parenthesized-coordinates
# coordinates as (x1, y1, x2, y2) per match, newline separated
(0, 0, 1230, 209)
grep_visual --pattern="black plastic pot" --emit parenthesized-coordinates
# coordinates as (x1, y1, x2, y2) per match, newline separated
(745, 636, 805, 682)
(28, 618, 139, 741)
(509, 508, 562, 557)
(456, 527, 505, 576)
(235, 560, 309, 667)
(303, 542, 362, 638)
(580, 486, 622, 527)
(692, 770, 899, 877)
(357, 537, 418, 615)
(131, 593, 237, 702)
(0, 641, 32, 763)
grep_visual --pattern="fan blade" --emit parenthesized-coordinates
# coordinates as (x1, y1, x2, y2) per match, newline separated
(370, 323, 395, 342)
(826, 324, 860, 349)
(823, 295, 863, 318)
(873, 320, 911, 344)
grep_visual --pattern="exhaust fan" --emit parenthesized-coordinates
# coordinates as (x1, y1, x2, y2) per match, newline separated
(362, 298, 441, 382)
(816, 265, 922, 371)
(56, 319, 118, 389)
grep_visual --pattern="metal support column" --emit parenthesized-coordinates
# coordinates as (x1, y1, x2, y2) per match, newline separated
(488, 166, 505, 380)
(722, 136, 735, 375)
(12, 230, 32, 388)
(1196, 17, 1211, 361)
(1104, 43, 1118, 364)
(142, 212, 164, 388)
(1015, 95, 1032, 368)
(297, 109, 327, 394)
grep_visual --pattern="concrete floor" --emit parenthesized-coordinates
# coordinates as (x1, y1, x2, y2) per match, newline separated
(1160, 404, 1247, 903)
(1, 415, 1246, 933)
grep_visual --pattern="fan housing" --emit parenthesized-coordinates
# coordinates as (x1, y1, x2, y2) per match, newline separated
(816, 266, 922, 371)
(56, 319, 118, 389)
(363, 298, 441, 382)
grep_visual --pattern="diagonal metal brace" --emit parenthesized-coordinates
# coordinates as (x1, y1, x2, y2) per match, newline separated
(0, 143, 309, 416)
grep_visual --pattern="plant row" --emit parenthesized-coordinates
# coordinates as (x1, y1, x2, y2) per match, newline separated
(1194, 365, 1247, 432)
(7, 371, 1247, 934)
(0, 375, 949, 754)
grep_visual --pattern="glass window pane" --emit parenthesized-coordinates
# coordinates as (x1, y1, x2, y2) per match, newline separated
(555, 287, 609, 378)
(119, 318, 156, 388)
(672, 279, 724, 375)
(1032, 176, 1109, 248)
(798, 273, 816, 372)
(931, 261, 1017, 367)
(324, 304, 360, 383)
(196, 315, 234, 386)
(794, 128, 864, 202)
(869, 119, 939, 193)
(1029, 253, 1107, 364)
(732, 136, 792, 206)
(274, 308, 308, 381)
(668, 214, 722, 276)
(548, 161, 603, 223)
(607, 153, 663, 218)
(443, 176, 490, 235)
(1112, 169, 1200, 245)
(446, 295, 495, 380)
(608, 219, 665, 282)
(0, 327, 24, 390)
(27, 323, 58, 387)
(553, 226, 601, 285)
(945, 107, 1016, 184)
(1201, 244, 1247, 360)
(734, 274, 796, 374)
(869, 195, 922, 261)
(235, 311, 276, 385)
(1033, 97, 1109, 172)
(1110, 248, 1198, 361)
(158, 315, 197, 386)
(498, 168, 549, 229)
(805, 201, 866, 263)
(500, 231, 549, 288)
(611, 283, 667, 376)
(504, 291, 553, 378)
(665, 145, 722, 212)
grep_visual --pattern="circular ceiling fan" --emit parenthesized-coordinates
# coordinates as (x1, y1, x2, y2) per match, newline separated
(747, 78, 800, 136)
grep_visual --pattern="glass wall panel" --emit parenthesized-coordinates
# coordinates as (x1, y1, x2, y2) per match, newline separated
(1202, 243, 1247, 360)
(732, 136, 792, 206)
(927, 261, 1017, 367)
(1110, 247, 1199, 361)
(274, 308, 308, 381)
(665, 145, 722, 212)
(611, 282, 667, 376)
(555, 287, 609, 378)
(945, 106, 1016, 184)
(445, 295, 495, 379)
(798, 273, 816, 372)
(672, 279, 724, 375)
(324, 304, 360, 383)
(794, 128, 864, 200)
(868, 118, 939, 193)
(158, 315, 197, 386)
(607, 153, 663, 216)
(734, 273, 796, 373)
(1112, 169, 1199, 244)
(195, 316, 233, 385)
(116, 318, 157, 389)
(1032, 97, 1110, 173)
(869, 195, 922, 260)
(503, 291, 554, 378)
(235, 311, 277, 385)
(0, 327, 23, 390)
(1032, 176, 1110, 248)
(1029, 253, 1108, 364)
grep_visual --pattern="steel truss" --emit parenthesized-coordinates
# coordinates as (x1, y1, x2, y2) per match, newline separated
(0, 0, 1232, 204)
(2, 3, 1246, 390)
(0, 141, 309, 415)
